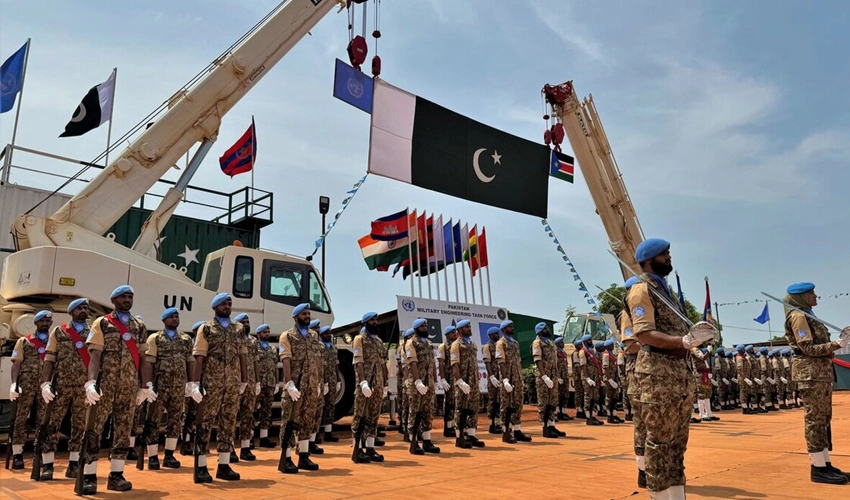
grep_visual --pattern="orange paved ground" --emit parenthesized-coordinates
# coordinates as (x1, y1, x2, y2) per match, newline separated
(2, 393, 848, 499)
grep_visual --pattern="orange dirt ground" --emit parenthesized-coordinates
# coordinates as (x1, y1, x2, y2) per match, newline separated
(2, 392, 848, 499)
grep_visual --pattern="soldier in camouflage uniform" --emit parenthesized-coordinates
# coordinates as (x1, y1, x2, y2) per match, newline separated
(745, 345, 766, 413)
(620, 278, 648, 489)
(39, 299, 90, 480)
(712, 348, 728, 410)
(783, 281, 850, 484)
(277, 303, 324, 473)
(626, 239, 716, 498)
(482, 326, 503, 434)
(495, 320, 532, 444)
(602, 339, 624, 424)
(8, 310, 51, 471)
(691, 347, 718, 422)
(351, 312, 387, 463)
(140, 307, 194, 470)
(229, 313, 259, 462)
(317, 325, 340, 444)
(437, 325, 458, 438)
(532, 322, 564, 438)
(450, 319, 483, 449)
(397, 328, 414, 441)
(404, 319, 440, 455)
(755, 346, 773, 411)
(768, 349, 783, 409)
(735, 345, 755, 414)
(180, 321, 204, 456)
(571, 339, 586, 419)
(777, 348, 792, 408)
(255, 323, 279, 448)
(80, 286, 154, 493)
(727, 350, 739, 408)
(554, 337, 572, 421)
(187, 292, 248, 483)
(578, 334, 604, 425)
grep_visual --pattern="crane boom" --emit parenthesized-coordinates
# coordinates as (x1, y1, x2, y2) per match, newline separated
(45, 0, 339, 239)
(542, 81, 644, 280)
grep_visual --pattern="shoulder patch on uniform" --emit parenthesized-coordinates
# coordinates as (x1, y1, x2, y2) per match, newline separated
(624, 328, 633, 337)
(495, 351, 502, 358)
(451, 352, 457, 359)
(532, 347, 540, 354)
(86, 331, 95, 341)
(12, 349, 18, 357)
(633, 306, 646, 318)
(354, 347, 361, 355)
(406, 349, 412, 357)
(279, 345, 285, 353)
(798, 330, 807, 338)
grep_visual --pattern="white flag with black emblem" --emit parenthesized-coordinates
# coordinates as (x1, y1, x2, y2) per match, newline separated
(60, 69, 115, 137)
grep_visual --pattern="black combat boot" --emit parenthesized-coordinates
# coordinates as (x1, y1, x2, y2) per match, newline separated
(323, 431, 339, 443)
(826, 462, 850, 481)
(811, 465, 849, 485)
(163, 450, 181, 468)
(422, 440, 441, 454)
(466, 435, 485, 448)
(11, 454, 24, 469)
(180, 440, 193, 456)
(65, 460, 79, 478)
(377, 428, 387, 438)
(489, 419, 502, 434)
(126, 447, 138, 461)
(314, 432, 323, 445)
(194, 465, 213, 483)
(625, 413, 634, 422)
(502, 409, 516, 443)
(281, 456, 299, 474)
(575, 409, 587, 419)
(443, 415, 456, 437)
(456, 431, 472, 449)
(298, 452, 319, 470)
(240, 447, 256, 461)
(514, 429, 533, 442)
(374, 437, 385, 447)
(690, 416, 701, 424)
(308, 442, 323, 455)
(542, 407, 558, 438)
(107, 471, 133, 491)
(148, 455, 161, 470)
(638, 469, 647, 488)
(259, 436, 278, 448)
(366, 448, 384, 462)
(230, 450, 239, 463)
(409, 437, 424, 455)
(215, 464, 241, 480)
(82, 474, 98, 494)
(39, 462, 54, 481)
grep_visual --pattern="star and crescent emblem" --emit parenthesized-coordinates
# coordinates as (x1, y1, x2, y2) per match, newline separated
(472, 148, 502, 183)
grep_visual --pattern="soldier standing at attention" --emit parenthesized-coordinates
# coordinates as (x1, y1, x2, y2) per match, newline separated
(255, 323, 280, 448)
(602, 339, 623, 424)
(620, 276, 647, 489)
(532, 323, 564, 438)
(40, 299, 90, 480)
(398, 328, 415, 442)
(778, 348, 792, 409)
(482, 326, 503, 434)
(317, 325, 340, 444)
(351, 312, 386, 463)
(231, 313, 260, 462)
(496, 320, 532, 444)
(626, 239, 716, 499)
(437, 325, 459, 437)
(782, 282, 850, 484)
(140, 307, 194, 470)
(572, 339, 586, 420)
(405, 318, 440, 455)
(188, 292, 248, 483)
(579, 334, 604, 426)
(735, 345, 754, 414)
(8, 310, 51, 471)
(82, 285, 155, 493)
(180, 321, 205, 457)
(554, 337, 572, 421)
(450, 319, 484, 449)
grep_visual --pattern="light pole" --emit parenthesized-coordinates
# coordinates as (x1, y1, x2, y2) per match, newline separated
(319, 196, 330, 281)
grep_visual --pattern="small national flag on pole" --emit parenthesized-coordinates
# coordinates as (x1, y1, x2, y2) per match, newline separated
(0, 41, 28, 114)
(60, 69, 116, 137)
(675, 271, 687, 312)
(358, 233, 409, 271)
(219, 117, 257, 177)
(549, 150, 575, 183)
(702, 277, 713, 323)
(370, 209, 409, 241)
(754, 303, 770, 325)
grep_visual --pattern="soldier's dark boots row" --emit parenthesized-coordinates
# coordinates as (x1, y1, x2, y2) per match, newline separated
(514, 430, 532, 442)
(148, 455, 161, 470)
(466, 435, 485, 448)
(550, 425, 566, 437)
(194, 465, 213, 483)
(811, 465, 849, 485)
(455, 434, 472, 449)
(422, 440, 441, 454)
(39, 463, 54, 481)
(65, 460, 79, 479)
(366, 448, 385, 462)
(298, 452, 319, 470)
(502, 429, 516, 444)
(11, 454, 24, 469)
(410, 439, 424, 455)
(240, 448, 256, 461)
(637, 469, 647, 488)
(586, 416, 604, 426)
(216, 464, 240, 481)
(82, 474, 98, 494)
(543, 426, 559, 438)
(163, 451, 181, 468)
(280, 457, 299, 474)
(107, 472, 133, 491)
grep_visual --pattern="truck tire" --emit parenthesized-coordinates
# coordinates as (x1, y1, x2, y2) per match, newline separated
(334, 349, 355, 421)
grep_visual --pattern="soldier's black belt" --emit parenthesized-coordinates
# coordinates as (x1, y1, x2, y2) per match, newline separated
(641, 345, 688, 359)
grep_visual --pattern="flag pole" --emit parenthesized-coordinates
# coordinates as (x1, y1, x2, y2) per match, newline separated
(424, 211, 432, 299)
(405, 208, 414, 297)
(476, 226, 484, 304)
(104, 67, 117, 166)
(442, 217, 451, 302)
(484, 226, 493, 306)
(459, 221, 468, 303)
(468, 225, 476, 305)
(5, 38, 31, 181)
(450, 220, 460, 302)
(433, 215, 441, 301)
(766, 302, 773, 348)
(416, 210, 423, 298)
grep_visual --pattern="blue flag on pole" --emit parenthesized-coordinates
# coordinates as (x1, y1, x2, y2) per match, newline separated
(754, 303, 770, 324)
(0, 41, 27, 113)
(333, 58, 373, 113)
(675, 272, 687, 311)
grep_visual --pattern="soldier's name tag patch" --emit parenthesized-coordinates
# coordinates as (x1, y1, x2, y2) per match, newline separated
(122, 332, 132, 341)
(75, 341, 84, 349)
(798, 330, 807, 339)
(633, 306, 646, 318)
(624, 328, 633, 337)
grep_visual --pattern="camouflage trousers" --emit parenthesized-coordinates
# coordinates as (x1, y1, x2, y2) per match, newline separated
(621, 372, 632, 414)
(89, 368, 138, 462)
(628, 370, 645, 455)
(604, 379, 618, 410)
(320, 386, 336, 427)
(183, 398, 197, 437)
(738, 378, 751, 403)
(197, 381, 240, 455)
(256, 386, 274, 430)
(280, 383, 322, 446)
(148, 381, 185, 439)
(573, 374, 584, 412)
(454, 386, 480, 431)
(351, 390, 382, 439)
(237, 385, 257, 442)
(582, 374, 600, 413)
(536, 377, 559, 422)
(11, 376, 44, 445)
(400, 380, 411, 430)
(406, 384, 435, 432)
(500, 381, 523, 426)
(44, 382, 86, 453)
(799, 382, 832, 452)
(488, 380, 501, 420)
(309, 384, 325, 435)
(639, 360, 693, 492)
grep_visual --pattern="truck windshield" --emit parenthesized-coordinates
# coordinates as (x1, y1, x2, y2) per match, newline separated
(261, 259, 331, 313)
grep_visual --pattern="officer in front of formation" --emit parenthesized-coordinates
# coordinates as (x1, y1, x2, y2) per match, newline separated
(404, 318, 440, 455)
(782, 281, 850, 484)
(626, 238, 715, 500)
(531, 322, 564, 438)
(495, 319, 532, 444)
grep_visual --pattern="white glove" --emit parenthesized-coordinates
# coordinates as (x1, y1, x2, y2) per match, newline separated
(780, 377, 788, 384)
(84, 380, 101, 406)
(359, 380, 372, 398)
(455, 379, 471, 395)
(767, 377, 776, 385)
(336, 381, 341, 392)
(731, 378, 738, 384)
(286, 380, 301, 401)
(383, 386, 389, 398)
(41, 381, 55, 403)
(274, 382, 281, 394)
(255, 382, 262, 396)
(415, 379, 428, 395)
(190, 382, 204, 403)
(503, 379, 514, 393)
(489, 375, 501, 388)
(557, 378, 564, 385)
(608, 379, 619, 389)
(323, 383, 329, 396)
(755, 378, 764, 386)
(722, 378, 730, 385)
(542, 375, 554, 389)
(185, 382, 193, 397)
(681, 321, 717, 349)
(711, 380, 719, 387)
(744, 378, 753, 387)
(9, 383, 20, 401)
(137, 382, 158, 406)
(238, 382, 247, 395)
(706, 345, 713, 353)
(439, 378, 451, 391)
(586, 378, 596, 387)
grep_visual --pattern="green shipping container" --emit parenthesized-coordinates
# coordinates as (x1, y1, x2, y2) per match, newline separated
(508, 312, 556, 369)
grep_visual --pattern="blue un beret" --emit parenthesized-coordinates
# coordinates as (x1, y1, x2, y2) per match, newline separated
(635, 238, 670, 263)
(256, 324, 270, 334)
(192, 321, 205, 332)
(786, 282, 815, 295)
(581, 334, 592, 342)
(456, 319, 471, 328)
(759, 346, 768, 354)
(412, 318, 427, 329)
(309, 319, 320, 329)
(534, 322, 547, 334)
(34, 310, 52, 322)
(625, 276, 640, 289)
(292, 303, 310, 318)
(444, 325, 457, 335)
(319, 326, 331, 335)
(361, 311, 378, 324)
(211, 292, 231, 308)
(110, 285, 134, 299)
(594, 342, 604, 350)
(67, 298, 88, 314)
(487, 327, 500, 336)
(161, 307, 178, 321)
(234, 313, 249, 323)
(573, 340, 582, 348)
(499, 320, 513, 330)
(735, 344, 744, 351)
(726, 351, 734, 358)
(604, 339, 614, 347)
(554, 336, 564, 344)
(746, 345, 754, 350)
(404, 328, 415, 337)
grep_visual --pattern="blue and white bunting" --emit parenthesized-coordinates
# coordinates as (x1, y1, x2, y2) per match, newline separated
(311, 174, 368, 256)
(541, 218, 600, 313)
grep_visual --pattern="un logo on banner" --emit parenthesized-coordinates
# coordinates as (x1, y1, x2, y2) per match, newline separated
(402, 299, 415, 312)
(497, 309, 507, 320)
(347, 77, 364, 99)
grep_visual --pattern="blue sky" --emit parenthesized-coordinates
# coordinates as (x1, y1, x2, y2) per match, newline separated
(2, 0, 849, 346)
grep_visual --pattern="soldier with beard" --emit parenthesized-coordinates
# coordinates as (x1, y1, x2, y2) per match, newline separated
(482, 326, 503, 434)
(405, 319, 440, 455)
(255, 323, 280, 448)
(317, 325, 340, 444)
(496, 320, 532, 444)
(437, 326, 459, 438)
(532, 323, 564, 438)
